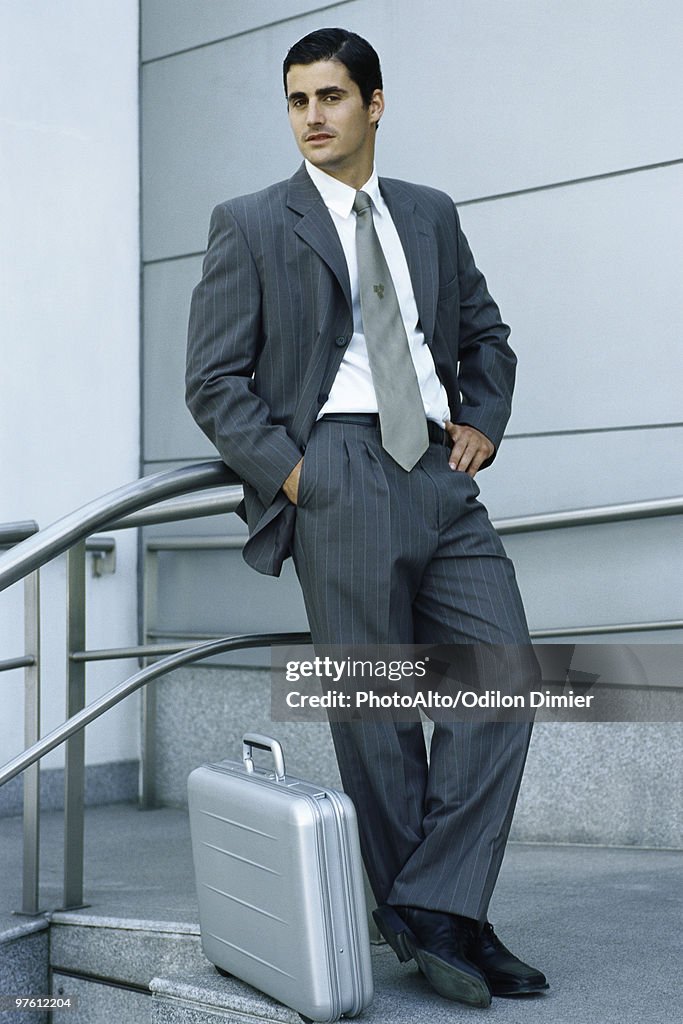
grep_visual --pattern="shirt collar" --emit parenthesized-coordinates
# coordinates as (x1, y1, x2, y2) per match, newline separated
(304, 160, 382, 219)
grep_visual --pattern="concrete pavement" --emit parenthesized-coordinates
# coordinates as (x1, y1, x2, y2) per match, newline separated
(1, 804, 681, 1022)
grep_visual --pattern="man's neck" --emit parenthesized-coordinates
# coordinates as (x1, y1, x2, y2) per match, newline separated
(310, 158, 375, 193)
(305, 160, 379, 215)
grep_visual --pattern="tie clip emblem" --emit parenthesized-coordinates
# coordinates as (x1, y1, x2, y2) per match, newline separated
(373, 283, 385, 299)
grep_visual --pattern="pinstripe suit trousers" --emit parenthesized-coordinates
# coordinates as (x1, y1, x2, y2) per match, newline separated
(292, 418, 539, 923)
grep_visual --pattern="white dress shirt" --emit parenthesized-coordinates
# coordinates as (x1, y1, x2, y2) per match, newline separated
(305, 160, 450, 425)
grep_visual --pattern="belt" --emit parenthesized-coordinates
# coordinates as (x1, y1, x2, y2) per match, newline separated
(321, 413, 448, 446)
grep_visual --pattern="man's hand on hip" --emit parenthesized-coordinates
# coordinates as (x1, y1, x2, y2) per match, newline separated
(282, 458, 304, 504)
(445, 422, 494, 477)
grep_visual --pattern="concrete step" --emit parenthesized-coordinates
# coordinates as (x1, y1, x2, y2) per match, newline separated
(1, 805, 681, 1023)
(50, 973, 150, 1024)
(49, 913, 203, 989)
(150, 964, 302, 1023)
(0, 918, 49, 1024)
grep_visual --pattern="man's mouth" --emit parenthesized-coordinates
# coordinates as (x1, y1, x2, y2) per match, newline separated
(305, 133, 334, 142)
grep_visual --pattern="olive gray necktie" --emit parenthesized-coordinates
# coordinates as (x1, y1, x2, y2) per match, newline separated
(353, 190, 428, 471)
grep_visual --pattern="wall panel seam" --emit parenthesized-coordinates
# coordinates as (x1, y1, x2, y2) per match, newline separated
(141, 158, 683, 266)
(143, 417, 683, 465)
(457, 158, 683, 208)
(141, 0, 358, 66)
(143, 251, 205, 268)
(507, 422, 683, 440)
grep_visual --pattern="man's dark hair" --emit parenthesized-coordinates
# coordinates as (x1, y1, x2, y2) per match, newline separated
(283, 27, 383, 107)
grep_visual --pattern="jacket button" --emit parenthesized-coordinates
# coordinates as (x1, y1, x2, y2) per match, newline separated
(335, 335, 348, 347)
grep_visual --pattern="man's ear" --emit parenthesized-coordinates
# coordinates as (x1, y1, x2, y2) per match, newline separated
(369, 89, 385, 128)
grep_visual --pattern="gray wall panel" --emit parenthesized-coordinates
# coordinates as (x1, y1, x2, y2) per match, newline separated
(143, 518, 681, 646)
(141, 458, 681, 641)
(504, 517, 682, 633)
(142, 0, 682, 260)
(141, 0, 682, 643)
(477, 426, 683, 519)
(145, 405, 683, 526)
(145, 211, 683, 492)
(141, 26, 308, 261)
(154, 549, 307, 635)
(373, 0, 682, 196)
(143, 256, 214, 461)
(141, 0, 356, 62)
(459, 164, 683, 433)
(142, 511, 247, 544)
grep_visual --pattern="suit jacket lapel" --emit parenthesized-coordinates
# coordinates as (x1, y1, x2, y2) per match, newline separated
(379, 178, 438, 344)
(286, 167, 438, 341)
(287, 164, 352, 310)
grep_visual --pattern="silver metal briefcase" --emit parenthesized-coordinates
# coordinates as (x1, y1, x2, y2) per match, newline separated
(188, 734, 374, 1022)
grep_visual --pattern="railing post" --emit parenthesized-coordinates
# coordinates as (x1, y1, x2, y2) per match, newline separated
(140, 543, 159, 809)
(21, 569, 41, 915)
(63, 540, 87, 909)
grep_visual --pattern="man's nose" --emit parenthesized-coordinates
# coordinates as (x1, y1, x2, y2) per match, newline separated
(306, 100, 324, 125)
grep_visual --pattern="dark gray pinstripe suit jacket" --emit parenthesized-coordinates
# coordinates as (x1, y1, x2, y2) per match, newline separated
(186, 163, 516, 577)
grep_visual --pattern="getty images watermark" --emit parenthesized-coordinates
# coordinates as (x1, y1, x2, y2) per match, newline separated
(271, 644, 682, 722)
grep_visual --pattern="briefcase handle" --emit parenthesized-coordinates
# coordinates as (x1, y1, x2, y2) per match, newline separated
(242, 733, 286, 782)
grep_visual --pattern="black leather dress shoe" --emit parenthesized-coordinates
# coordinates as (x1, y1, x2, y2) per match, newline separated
(373, 904, 492, 1008)
(469, 922, 549, 996)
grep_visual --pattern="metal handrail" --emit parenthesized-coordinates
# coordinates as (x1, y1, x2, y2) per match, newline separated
(0, 632, 311, 790)
(0, 656, 36, 673)
(0, 521, 39, 549)
(493, 496, 683, 534)
(0, 521, 41, 916)
(2, 464, 680, 590)
(0, 462, 235, 914)
(1, 459, 681, 915)
(134, 495, 683, 553)
(140, 618, 683, 644)
(132, 492, 681, 535)
(0, 461, 236, 591)
(108, 486, 242, 530)
(532, 619, 683, 638)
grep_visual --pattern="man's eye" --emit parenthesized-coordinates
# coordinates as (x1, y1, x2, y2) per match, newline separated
(324, 94, 341, 102)
(290, 99, 306, 108)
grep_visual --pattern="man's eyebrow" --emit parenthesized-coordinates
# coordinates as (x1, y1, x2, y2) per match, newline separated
(287, 86, 350, 102)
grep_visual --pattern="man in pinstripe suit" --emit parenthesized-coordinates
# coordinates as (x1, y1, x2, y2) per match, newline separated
(186, 27, 547, 1008)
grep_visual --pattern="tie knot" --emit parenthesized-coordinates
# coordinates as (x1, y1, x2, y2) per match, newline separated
(353, 190, 372, 216)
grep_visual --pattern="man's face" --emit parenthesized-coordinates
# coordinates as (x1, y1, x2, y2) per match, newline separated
(286, 59, 383, 186)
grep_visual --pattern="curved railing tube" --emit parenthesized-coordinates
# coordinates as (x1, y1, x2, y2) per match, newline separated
(2, 472, 681, 593)
(0, 461, 235, 591)
(0, 632, 311, 789)
(0, 521, 39, 549)
(107, 487, 242, 531)
(494, 496, 683, 535)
